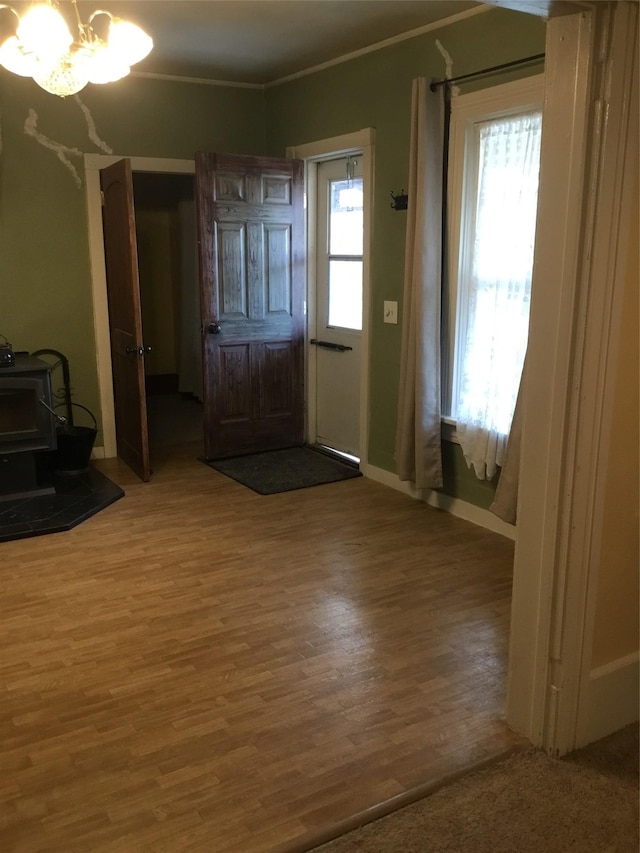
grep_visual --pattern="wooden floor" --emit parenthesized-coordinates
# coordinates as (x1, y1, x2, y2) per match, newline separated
(0, 444, 523, 853)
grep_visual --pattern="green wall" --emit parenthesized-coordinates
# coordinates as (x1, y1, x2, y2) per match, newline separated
(265, 6, 545, 503)
(0, 74, 265, 439)
(0, 5, 544, 507)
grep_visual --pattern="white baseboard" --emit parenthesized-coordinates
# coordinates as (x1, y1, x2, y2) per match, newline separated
(361, 464, 516, 540)
(91, 445, 106, 460)
(576, 651, 640, 747)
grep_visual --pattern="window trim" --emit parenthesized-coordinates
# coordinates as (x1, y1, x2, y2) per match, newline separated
(444, 74, 545, 435)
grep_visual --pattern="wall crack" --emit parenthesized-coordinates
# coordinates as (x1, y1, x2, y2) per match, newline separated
(74, 96, 113, 154)
(435, 40, 460, 97)
(24, 109, 83, 188)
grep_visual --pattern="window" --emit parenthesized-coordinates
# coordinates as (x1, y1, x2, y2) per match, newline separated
(445, 77, 543, 479)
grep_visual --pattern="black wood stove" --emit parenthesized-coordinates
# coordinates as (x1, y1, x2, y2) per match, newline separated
(0, 354, 57, 500)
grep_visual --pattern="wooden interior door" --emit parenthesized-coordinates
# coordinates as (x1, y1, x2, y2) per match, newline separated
(195, 152, 305, 459)
(100, 159, 151, 481)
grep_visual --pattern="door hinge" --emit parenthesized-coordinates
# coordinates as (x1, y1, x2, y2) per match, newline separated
(100, 190, 105, 206)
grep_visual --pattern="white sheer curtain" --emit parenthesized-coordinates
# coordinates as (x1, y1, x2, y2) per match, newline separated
(395, 78, 445, 490)
(490, 356, 527, 523)
(456, 112, 542, 480)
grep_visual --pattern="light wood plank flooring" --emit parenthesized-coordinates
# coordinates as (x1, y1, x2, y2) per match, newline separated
(1, 444, 523, 852)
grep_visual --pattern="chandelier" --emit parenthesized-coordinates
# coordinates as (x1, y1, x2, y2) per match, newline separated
(0, 0, 153, 97)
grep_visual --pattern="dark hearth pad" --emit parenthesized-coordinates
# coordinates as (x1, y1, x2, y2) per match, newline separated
(0, 466, 124, 542)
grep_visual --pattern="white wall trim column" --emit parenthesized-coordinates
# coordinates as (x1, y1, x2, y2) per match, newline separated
(507, 1, 639, 755)
(565, 0, 639, 751)
(507, 7, 595, 749)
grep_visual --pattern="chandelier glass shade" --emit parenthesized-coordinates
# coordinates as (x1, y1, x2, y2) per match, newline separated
(0, 1, 153, 96)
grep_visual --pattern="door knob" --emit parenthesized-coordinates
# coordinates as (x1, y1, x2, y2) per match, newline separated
(125, 345, 152, 356)
(207, 322, 221, 335)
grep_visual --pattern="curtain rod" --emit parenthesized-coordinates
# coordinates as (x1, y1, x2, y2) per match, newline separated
(430, 52, 545, 92)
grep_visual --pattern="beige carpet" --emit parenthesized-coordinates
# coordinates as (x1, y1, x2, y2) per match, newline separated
(313, 724, 639, 853)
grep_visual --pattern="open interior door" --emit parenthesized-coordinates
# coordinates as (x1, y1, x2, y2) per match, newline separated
(195, 153, 305, 459)
(100, 159, 151, 481)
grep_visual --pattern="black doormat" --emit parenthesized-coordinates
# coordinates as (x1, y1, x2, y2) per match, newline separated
(0, 467, 124, 542)
(203, 446, 362, 495)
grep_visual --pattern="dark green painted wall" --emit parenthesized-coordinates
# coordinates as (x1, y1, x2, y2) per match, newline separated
(265, 7, 545, 503)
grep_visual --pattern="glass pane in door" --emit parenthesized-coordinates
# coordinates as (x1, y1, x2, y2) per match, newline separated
(328, 259, 363, 330)
(329, 179, 363, 255)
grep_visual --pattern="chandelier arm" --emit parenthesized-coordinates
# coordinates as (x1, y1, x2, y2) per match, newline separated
(70, 0, 89, 45)
(0, 4, 20, 24)
(86, 8, 114, 46)
(87, 9, 114, 26)
(71, 0, 83, 31)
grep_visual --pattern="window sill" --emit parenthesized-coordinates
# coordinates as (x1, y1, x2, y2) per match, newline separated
(442, 417, 459, 444)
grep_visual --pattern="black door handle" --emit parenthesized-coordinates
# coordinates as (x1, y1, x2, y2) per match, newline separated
(309, 339, 353, 352)
(207, 322, 221, 335)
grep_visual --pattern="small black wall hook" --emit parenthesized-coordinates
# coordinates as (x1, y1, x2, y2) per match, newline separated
(390, 190, 408, 211)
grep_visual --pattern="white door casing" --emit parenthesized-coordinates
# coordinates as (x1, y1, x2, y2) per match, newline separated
(506, 1, 639, 754)
(314, 156, 364, 458)
(286, 128, 374, 469)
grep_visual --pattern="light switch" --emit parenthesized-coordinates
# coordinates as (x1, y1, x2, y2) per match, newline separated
(384, 300, 398, 324)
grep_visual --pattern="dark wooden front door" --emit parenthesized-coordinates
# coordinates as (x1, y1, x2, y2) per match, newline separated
(195, 153, 305, 459)
(100, 159, 151, 482)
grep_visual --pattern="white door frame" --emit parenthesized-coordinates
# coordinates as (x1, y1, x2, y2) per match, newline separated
(84, 154, 195, 458)
(506, 0, 638, 754)
(287, 129, 375, 468)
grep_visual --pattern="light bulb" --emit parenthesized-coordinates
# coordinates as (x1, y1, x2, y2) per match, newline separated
(107, 19, 152, 67)
(17, 5, 72, 63)
(0, 36, 39, 77)
(87, 44, 130, 84)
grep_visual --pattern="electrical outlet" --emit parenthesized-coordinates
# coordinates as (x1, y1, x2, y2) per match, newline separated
(383, 300, 398, 324)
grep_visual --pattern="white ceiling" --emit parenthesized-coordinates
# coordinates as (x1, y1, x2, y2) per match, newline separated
(10, 1, 481, 85)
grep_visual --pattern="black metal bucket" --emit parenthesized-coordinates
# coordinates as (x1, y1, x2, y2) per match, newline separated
(55, 404, 98, 474)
